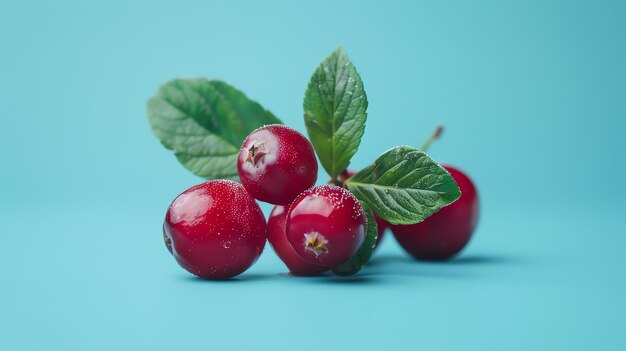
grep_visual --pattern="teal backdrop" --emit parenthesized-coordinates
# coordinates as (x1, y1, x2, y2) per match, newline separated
(1, 1, 625, 350)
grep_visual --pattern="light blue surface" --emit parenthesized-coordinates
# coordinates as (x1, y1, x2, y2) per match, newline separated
(1, 1, 625, 350)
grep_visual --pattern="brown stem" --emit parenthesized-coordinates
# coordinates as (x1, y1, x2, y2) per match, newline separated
(419, 125, 444, 152)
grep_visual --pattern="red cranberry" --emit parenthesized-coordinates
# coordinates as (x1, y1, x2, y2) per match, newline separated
(237, 124, 318, 205)
(340, 169, 387, 248)
(163, 180, 267, 279)
(287, 185, 366, 267)
(390, 165, 479, 260)
(268, 205, 329, 276)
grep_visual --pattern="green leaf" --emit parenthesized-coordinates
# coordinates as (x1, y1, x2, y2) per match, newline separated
(346, 146, 461, 225)
(303, 47, 368, 180)
(147, 78, 281, 181)
(332, 205, 378, 276)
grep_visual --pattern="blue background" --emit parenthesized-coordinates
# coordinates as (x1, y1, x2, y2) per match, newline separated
(2, 1, 625, 350)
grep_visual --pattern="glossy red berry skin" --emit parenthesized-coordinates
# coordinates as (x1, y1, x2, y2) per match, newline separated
(341, 170, 387, 249)
(163, 180, 267, 279)
(237, 124, 318, 205)
(287, 185, 366, 267)
(390, 165, 479, 260)
(268, 205, 329, 276)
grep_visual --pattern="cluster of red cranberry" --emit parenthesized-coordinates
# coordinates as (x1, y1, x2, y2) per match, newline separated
(162, 124, 478, 279)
